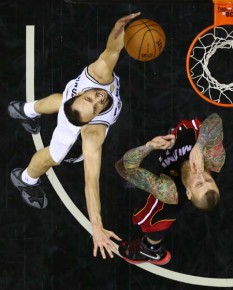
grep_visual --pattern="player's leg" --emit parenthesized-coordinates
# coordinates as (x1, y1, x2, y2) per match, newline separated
(118, 194, 178, 265)
(8, 93, 63, 134)
(10, 109, 79, 209)
(10, 146, 60, 210)
(27, 146, 59, 178)
(34, 93, 63, 114)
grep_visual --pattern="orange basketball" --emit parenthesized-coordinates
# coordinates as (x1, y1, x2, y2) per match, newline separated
(124, 19, 166, 61)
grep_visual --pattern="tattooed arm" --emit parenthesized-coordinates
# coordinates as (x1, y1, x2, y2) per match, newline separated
(189, 113, 226, 173)
(115, 135, 178, 204)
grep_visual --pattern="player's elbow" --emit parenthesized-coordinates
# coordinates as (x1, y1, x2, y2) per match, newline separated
(115, 159, 124, 173)
(115, 158, 130, 180)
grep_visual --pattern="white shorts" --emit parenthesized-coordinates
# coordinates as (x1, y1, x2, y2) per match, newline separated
(49, 102, 83, 164)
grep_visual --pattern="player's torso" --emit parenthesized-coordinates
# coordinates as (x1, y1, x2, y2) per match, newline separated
(154, 128, 198, 198)
(60, 67, 122, 163)
(158, 128, 197, 176)
(142, 128, 197, 197)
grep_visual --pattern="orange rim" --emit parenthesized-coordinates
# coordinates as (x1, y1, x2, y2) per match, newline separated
(186, 24, 233, 108)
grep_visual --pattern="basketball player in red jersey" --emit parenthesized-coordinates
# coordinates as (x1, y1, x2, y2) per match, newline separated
(8, 12, 140, 260)
(115, 113, 225, 265)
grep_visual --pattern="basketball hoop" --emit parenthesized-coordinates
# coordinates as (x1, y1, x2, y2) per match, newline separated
(186, 0, 233, 107)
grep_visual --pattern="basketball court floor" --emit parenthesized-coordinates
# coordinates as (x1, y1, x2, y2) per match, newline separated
(1, 0, 233, 289)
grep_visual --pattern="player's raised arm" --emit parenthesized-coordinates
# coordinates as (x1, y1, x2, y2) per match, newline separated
(88, 12, 140, 83)
(115, 135, 178, 204)
(189, 113, 226, 173)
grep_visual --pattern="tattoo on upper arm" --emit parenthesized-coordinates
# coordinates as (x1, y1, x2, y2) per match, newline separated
(197, 113, 223, 148)
(123, 145, 153, 169)
(204, 139, 226, 172)
(198, 113, 226, 171)
(119, 145, 178, 204)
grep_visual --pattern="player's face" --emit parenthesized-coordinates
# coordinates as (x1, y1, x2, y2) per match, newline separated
(73, 89, 109, 122)
(186, 170, 219, 200)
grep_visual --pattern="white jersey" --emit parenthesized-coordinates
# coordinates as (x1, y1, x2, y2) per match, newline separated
(49, 67, 122, 164)
(62, 66, 122, 127)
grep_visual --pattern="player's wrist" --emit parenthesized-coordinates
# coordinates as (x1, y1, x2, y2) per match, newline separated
(91, 221, 103, 229)
(145, 142, 157, 150)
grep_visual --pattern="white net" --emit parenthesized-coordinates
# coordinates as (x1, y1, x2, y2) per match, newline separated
(189, 26, 233, 105)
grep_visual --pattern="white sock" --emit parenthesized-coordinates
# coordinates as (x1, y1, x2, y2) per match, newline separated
(23, 101, 41, 118)
(21, 168, 39, 185)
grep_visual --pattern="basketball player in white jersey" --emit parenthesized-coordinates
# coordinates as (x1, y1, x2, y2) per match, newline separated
(8, 12, 140, 260)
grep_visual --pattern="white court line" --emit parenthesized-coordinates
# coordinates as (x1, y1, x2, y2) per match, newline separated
(26, 25, 233, 287)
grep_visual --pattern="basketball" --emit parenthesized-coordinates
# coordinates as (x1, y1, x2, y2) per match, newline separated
(124, 19, 166, 61)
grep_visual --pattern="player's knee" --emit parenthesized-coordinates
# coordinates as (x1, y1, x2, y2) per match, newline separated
(48, 152, 60, 167)
(49, 157, 60, 167)
(41, 147, 60, 167)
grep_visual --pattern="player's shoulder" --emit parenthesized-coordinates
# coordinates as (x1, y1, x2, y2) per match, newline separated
(81, 123, 107, 136)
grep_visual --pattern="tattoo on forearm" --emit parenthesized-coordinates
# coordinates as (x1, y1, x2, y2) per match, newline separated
(124, 168, 178, 204)
(123, 145, 153, 169)
(120, 145, 178, 204)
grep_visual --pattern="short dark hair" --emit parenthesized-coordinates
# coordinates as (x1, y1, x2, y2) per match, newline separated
(192, 190, 220, 211)
(64, 97, 88, 127)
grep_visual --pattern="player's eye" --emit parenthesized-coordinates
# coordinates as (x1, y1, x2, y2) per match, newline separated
(85, 96, 92, 102)
(196, 182, 203, 188)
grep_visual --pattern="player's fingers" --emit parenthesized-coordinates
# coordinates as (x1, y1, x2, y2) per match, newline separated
(197, 160, 204, 173)
(168, 138, 175, 148)
(99, 246, 107, 259)
(110, 232, 122, 241)
(123, 12, 141, 22)
(167, 143, 174, 149)
(101, 237, 115, 257)
(104, 244, 114, 258)
(131, 12, 141, 18)
(163, 134, 176, 141)
(161, 142, 170, 149)
(190, 160, 196, 172)
(118, 12, 140, 26)
(93, 244, 98, 257)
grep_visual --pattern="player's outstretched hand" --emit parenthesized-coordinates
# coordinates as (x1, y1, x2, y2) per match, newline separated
(113, 12, 141, 39)
(146, 134, 176, 150)
(92, 225, 122, 259)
